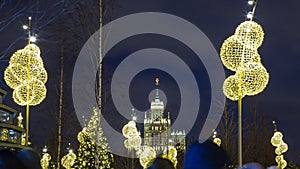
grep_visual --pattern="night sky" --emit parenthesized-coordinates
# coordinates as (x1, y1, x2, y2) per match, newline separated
(0, 0, 299, 163)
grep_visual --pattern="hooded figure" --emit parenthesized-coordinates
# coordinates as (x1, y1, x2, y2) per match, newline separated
(183, 140, 229, 169)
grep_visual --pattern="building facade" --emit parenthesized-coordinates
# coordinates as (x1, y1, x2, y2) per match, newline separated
(143, 78, 185, 154)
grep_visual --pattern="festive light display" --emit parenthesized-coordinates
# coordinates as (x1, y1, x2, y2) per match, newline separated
(40, 153, 51, 169)
(4, 43, 48, 106)
(220, 20, 269, 101)
(271, 121, 288, 169)
(220, 35, 261, 71)
(212, 131, 222, 147)
(235, 21, 264, 49)
(73, 107, 114, 168)
(237, 62, 269, 96)
(61, 151, 76, 169)
(139, 146, 157, 169)
(223, 75, 246, 101)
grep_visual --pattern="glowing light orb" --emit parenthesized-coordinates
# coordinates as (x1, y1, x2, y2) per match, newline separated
(237, 62, 269, 96)
(4, 43, 47, 106)
(139, 146, 156, 169)
(213, 137, 222, 147)
(223, 75, 245, 101)
(122, 121, 137, 138)
(12, 79, 47, 106)
(61, 152, 76, 169)
(278, 142, 288, 153)
(235, 21, 264, 49)
(220, 35, 261, 71)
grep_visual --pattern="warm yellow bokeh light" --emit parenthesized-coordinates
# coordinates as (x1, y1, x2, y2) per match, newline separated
(61, 151, 76, 169)
(235, 21, 264, 49)
(139, 146, 156, 169)
(213, 138, 222, 147)
(237, 62, 269, 96)
(220, 35, 261, 71)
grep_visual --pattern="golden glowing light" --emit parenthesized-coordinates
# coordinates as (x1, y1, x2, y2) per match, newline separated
(40, 153, 51, 169)
(122, 120, 137, 138)
(223, 75, 245, 101)
(235, 21, 264, 49)
(61, 151, 76, 169)
(139, 146, 156, 169)
(4, 43, 48, 106)
(237, 62, 269, 96)
(271, 124, 288, 169)
(162, 146, 178, 167)
(220, 35, 261, 71)
(271, 131, 283, 147)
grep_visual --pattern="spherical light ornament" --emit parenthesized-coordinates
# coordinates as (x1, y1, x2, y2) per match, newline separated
(223, 75, 246, 101)
(213, 137, 222, 147)
(128, 135, 142, 148)
(61, 152, 76, 169)
(122, 121, 137, 138)
(279, 159, 287, 169)
(237, 62, 269, 96)
(24, 43, 41, 56)
(235, 21, 264, 49)
(275, 147, 282, 155)
(271, 131, 283, 147)
(9, 48, 43, 68)
(13, 79, 47, 106)
(4, 66, 21, 89)
(275, 155, 283, 163)
(278, 142, 288, 153)
(124, 139, 130, 149)
(77, 130, 86, 144)
(220, 35, 261, 71)
(139, 146, 156, 169)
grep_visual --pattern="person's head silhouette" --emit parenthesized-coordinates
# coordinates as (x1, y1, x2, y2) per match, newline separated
(183, 140, 229, 169)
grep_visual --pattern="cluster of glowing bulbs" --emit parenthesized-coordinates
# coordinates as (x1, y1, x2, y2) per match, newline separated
(271, 130, 288, 169)
(220, 21, 269, 100)
(61, 151, 77, 169)
(122, 120, 177, 168)
(4, 44, 47, 106)
(212, 131, 222, 147)
(40, 153, 51, 169)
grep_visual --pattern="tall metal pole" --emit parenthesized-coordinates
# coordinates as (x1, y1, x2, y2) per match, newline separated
(95, 0, 103, 168)
(25, 16, 32, 146)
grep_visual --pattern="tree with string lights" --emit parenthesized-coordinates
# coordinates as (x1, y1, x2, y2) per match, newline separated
(73, 107, 114, 169)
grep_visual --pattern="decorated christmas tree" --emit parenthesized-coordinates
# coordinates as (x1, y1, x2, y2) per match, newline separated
(73, 107, 114, 168)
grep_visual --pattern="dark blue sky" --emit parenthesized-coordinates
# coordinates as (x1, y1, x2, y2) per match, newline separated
(0, 0, 299, 163)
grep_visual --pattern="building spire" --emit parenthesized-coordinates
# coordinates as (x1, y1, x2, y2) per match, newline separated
(155, 77, 160, 101)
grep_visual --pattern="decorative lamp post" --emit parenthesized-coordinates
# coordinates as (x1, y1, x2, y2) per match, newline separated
(220, 0, 269, 166)
(4, 17, 48, 146)
(271, 121, 288, 169)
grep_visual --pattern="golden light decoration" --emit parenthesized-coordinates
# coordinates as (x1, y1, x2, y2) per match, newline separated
(0, 128, 9, 141)
(271, 121, 288, 169)
(220, 35, 261, 71)
(223, 75, 246, 101)
(12, 79, 47, 106)
(162, 146, 178, 167)
(4, 43, 48, 106)
(40, 153, 51, 169)
(235, 21, 264, 49)
(212, 131, 222, 147)
(139, 146, 156, 169)
(122, 121, 137, 138)
(237, 62, 269, 96)
(77, 128, 87, 144)
(61, 151, 76, 169)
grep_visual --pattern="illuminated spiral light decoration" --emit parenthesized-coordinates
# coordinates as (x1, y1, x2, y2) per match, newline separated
(220, 20, 269, 100)
(271, 121, 288, 169)
(4, 43, 48, 105)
